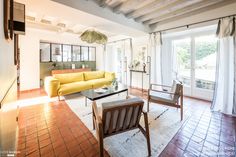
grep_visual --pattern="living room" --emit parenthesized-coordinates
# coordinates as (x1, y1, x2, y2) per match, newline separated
(0, 0, 236, 157)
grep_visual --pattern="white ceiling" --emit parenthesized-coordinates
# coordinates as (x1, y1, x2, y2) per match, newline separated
(15, 0, 148, 37)
(16, 0, 236, 38)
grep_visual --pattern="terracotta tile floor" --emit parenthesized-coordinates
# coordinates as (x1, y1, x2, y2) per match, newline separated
(120, 88, 235, 157)
(16, 88, 236, 157)
(17, 90, 109, 157)
(157, 99, 236, 156)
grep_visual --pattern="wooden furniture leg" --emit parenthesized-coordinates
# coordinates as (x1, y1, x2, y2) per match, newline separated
(98, 123, 104, 157)
(143, 112, 151, 156)
(147, 98, 150, 112)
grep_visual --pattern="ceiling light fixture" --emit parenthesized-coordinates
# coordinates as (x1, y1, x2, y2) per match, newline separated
(80, 29, 108, 44)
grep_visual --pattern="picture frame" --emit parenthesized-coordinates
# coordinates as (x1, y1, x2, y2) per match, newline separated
(3, 0, 14, 40)
(130, 45, 148, 71)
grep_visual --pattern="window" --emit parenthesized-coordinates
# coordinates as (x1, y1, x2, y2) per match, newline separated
(39, 42, 96, 62)
(195, 35, 217, 90)
(62, 45, 72, 62)
(72, 46, 81, 61)
(51, 44, 62, 62)
(173, 38, 191, 86)
(171, 32, 218, 100)
(81, 46, 89, 61)
(89, 47, 96, 61)
(40, 43, 50, 62)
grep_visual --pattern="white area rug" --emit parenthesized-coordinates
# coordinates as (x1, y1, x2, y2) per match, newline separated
(64, 93, 190, 157)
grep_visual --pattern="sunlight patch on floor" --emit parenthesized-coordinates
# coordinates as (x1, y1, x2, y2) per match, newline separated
(1, 96, 59, 112)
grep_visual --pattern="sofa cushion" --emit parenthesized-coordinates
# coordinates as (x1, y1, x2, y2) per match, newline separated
(149, 90, 175, 103)
(86, 78, 111, 89)
(58, 81, 92, 96)
(105, 72, 115, 82)
(53, 72, 84, 84)
(84, 71, 105, 81)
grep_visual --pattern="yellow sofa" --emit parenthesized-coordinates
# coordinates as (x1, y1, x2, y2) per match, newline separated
(44, 71, 115, 97)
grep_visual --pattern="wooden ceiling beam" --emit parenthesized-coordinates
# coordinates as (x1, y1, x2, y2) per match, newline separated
(52, 0, 150, 33)
(92, 0, 108, 7)
(113, 0, 155, 14)
(125, 0, 175, 19)
(135, 0, 203, 22)
(144, 0, 223, 25)
(150, 0, 236, 28)
(108, 0, 124, 8)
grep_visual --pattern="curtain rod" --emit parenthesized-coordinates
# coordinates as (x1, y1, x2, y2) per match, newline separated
(151, 13, 236, 34)
(107, 38, 132, 44)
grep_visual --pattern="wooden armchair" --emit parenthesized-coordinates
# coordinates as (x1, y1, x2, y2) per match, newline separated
(147, 80, 183, 120)
(92, 97, 151, 157)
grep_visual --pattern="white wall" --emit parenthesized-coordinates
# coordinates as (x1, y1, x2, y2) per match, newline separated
(19, 28, 103, 91)
(0, 1, 17, 101)
(0, 0, 17, 151)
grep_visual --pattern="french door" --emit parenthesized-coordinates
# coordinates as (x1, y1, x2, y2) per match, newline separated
(173, 34, 218, 100)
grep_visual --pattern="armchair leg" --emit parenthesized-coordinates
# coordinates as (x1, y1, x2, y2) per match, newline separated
(147, 99, 150, 112)
(143, 113, 151, 156)
(98, 131, 104, 157)
(92, 111, 95, 130)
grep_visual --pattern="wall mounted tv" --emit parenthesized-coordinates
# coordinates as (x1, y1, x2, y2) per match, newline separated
(13, 2, 25, 35)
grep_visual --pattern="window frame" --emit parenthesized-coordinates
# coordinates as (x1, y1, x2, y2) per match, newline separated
(39, 42, 96, 63)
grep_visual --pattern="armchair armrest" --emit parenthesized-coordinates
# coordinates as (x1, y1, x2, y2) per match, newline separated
(150, 83, 172, 89)
(44, 76, 60, 97)
(92, 102, 103, 126)
(149, 89, 176, 95)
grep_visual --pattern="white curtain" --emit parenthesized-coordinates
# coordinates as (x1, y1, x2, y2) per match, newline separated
(212, 17, 236, 115)
(149, 32, 162, 85)
(104, 39, 132, 85)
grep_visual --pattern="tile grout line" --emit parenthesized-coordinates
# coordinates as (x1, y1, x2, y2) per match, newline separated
(199, 110, 214, 156)
(44, 106, 56, 157)
(181, 107, 207, 156)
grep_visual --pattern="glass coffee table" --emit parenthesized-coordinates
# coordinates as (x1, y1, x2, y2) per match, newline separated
(81, 84, 128, 106)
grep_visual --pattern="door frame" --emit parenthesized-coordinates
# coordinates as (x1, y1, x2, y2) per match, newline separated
(170, 28, 217, 101)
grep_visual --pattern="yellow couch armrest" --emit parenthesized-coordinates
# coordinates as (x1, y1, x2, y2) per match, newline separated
(105, 72, 115, 82)
(44, 76, 60, 97)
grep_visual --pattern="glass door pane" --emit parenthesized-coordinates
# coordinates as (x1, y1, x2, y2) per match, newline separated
(195, 35, 217, 90)
(173, 38, 191, 86)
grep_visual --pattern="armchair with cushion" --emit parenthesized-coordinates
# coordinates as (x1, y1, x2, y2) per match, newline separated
(147, 80, 183, 120)
(92, 97, 151, 157)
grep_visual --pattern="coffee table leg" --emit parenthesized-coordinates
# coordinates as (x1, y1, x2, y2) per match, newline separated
(92, 100, 95, 130)
(85, 97, 87, 107)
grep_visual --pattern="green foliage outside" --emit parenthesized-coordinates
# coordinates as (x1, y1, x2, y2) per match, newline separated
(175, 40, 217, 68)
(195, 41, 217, 60)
